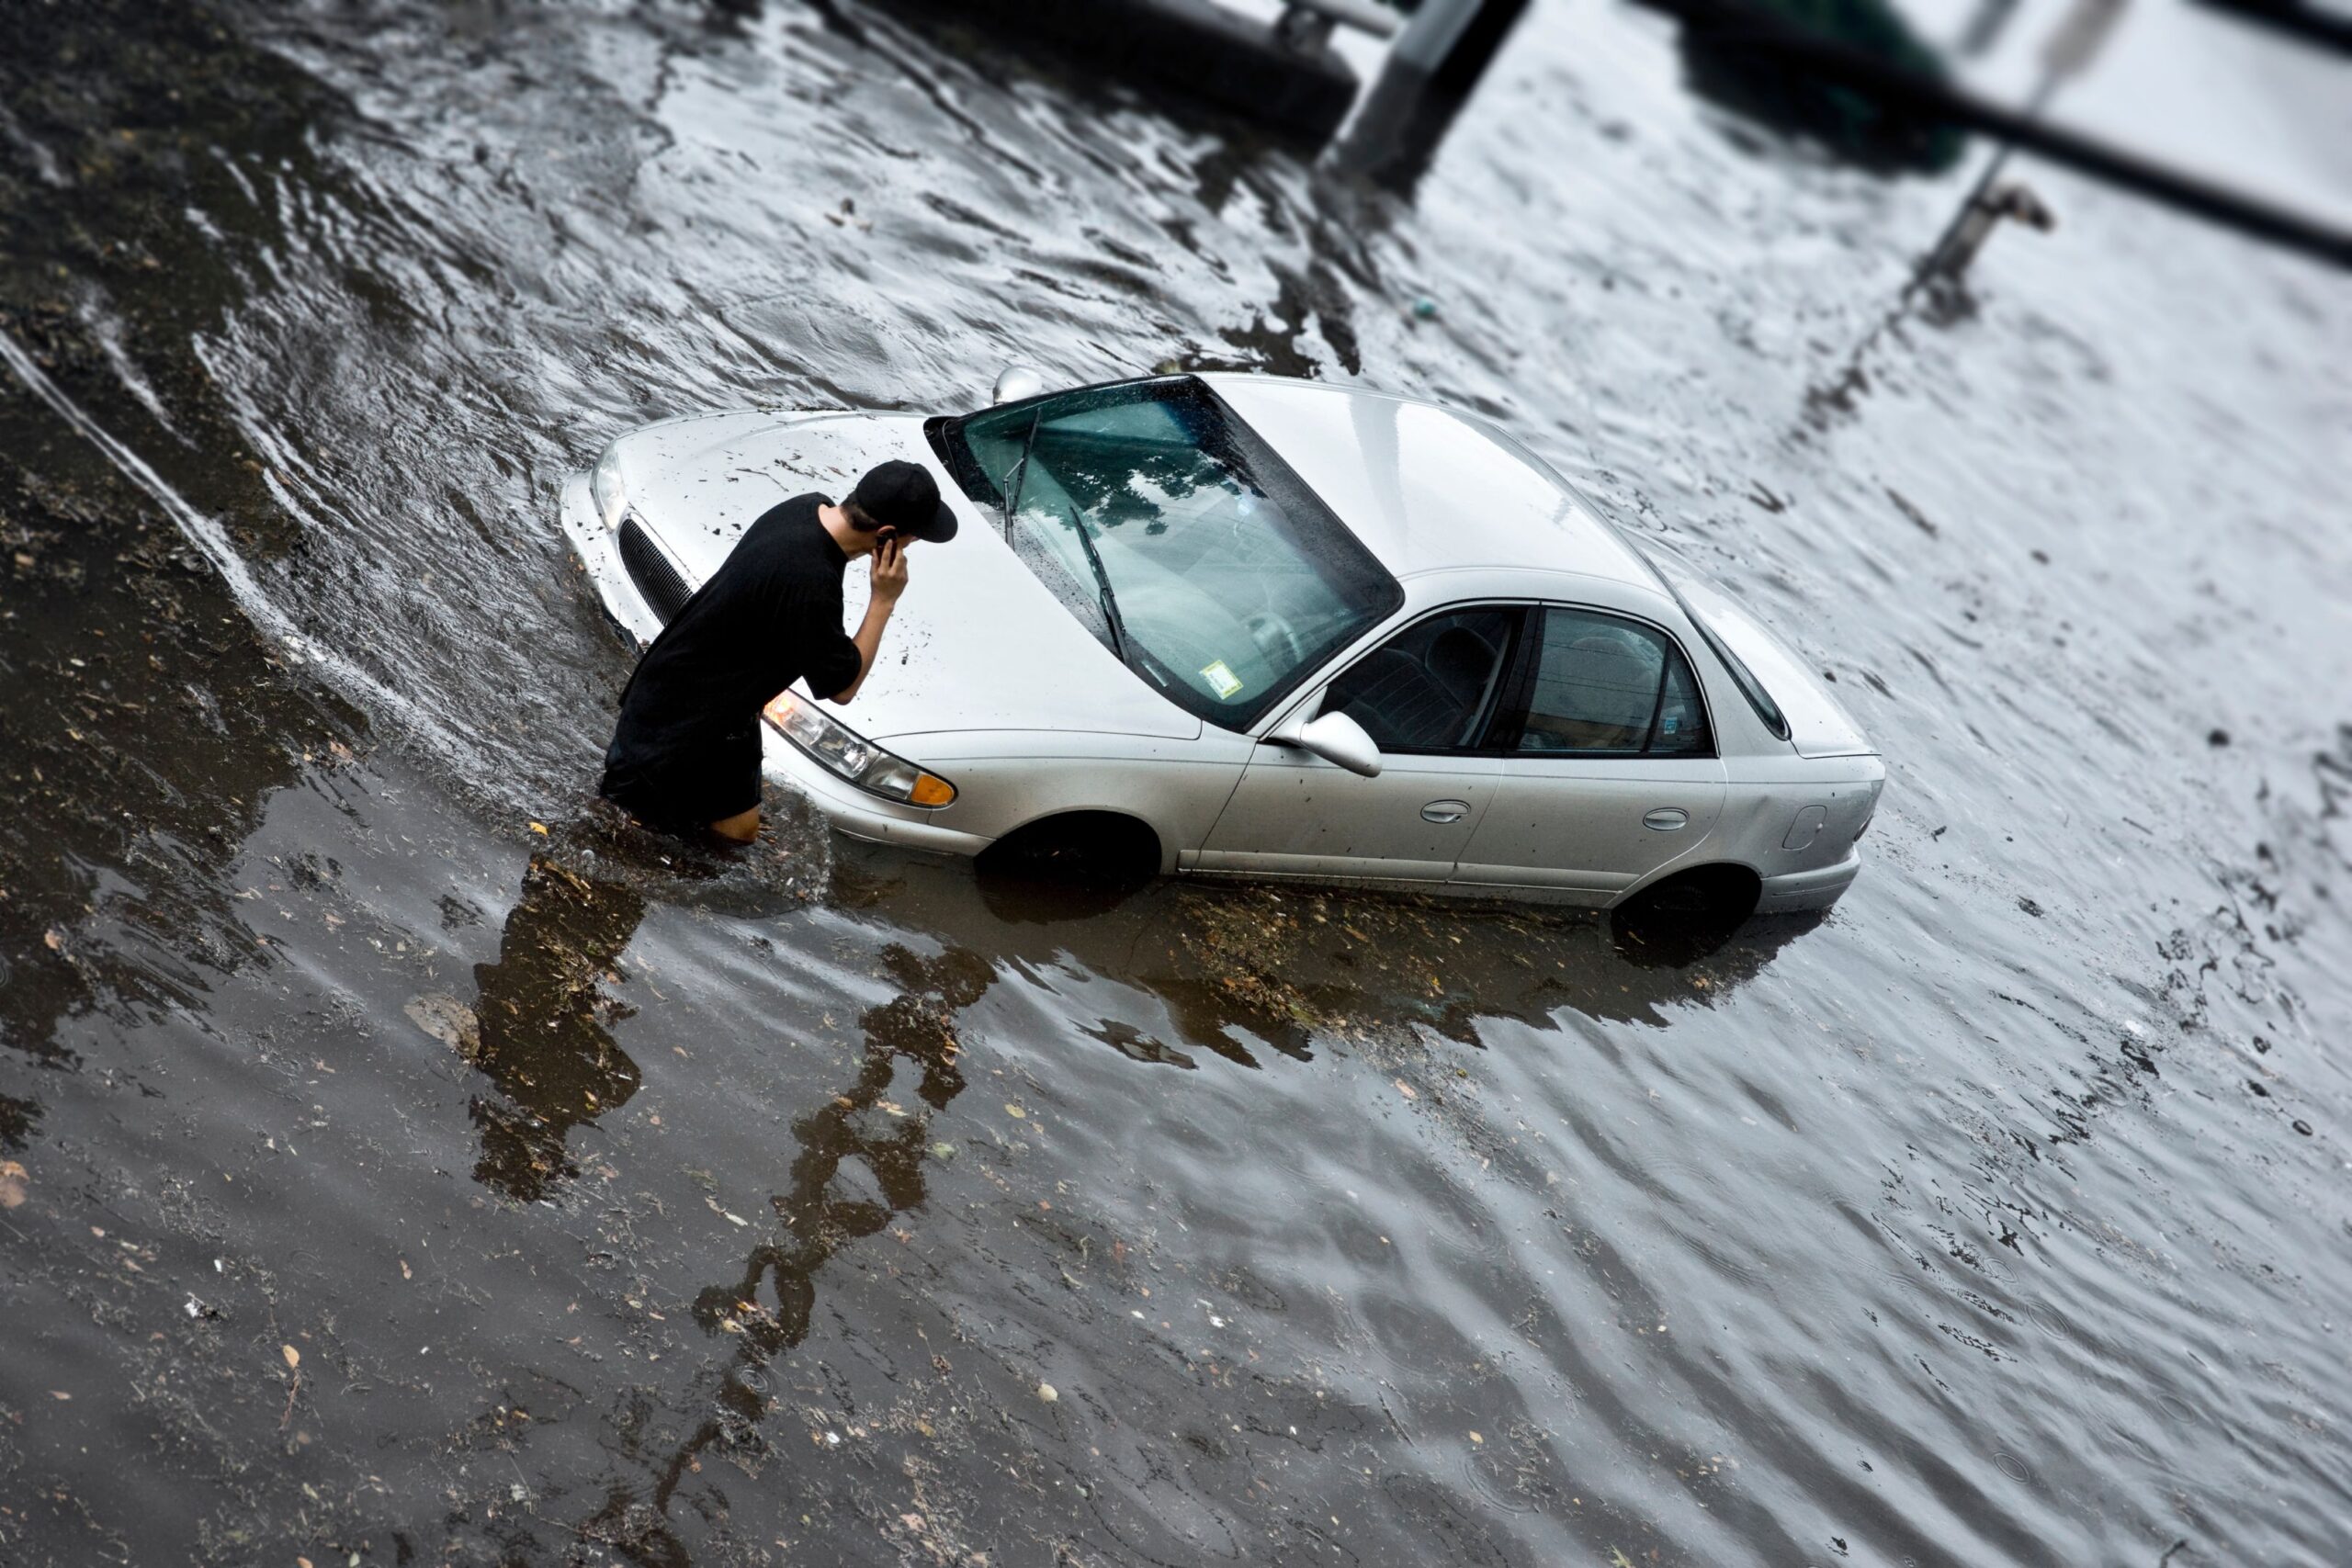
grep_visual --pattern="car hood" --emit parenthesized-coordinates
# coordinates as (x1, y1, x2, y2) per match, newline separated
(1665, 569, 1877, 760)
(614, 411, 1200, 744)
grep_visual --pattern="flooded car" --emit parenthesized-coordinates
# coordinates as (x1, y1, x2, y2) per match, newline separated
(8, 0, 2350, 1562)
(563, 371, 1883, 911)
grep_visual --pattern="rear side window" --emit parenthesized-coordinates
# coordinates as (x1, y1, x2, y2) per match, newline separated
(1651, 571, 1791, 743)
(1686, 615, 1787, 742)
(1650, 645, 1712, 755)
(1511, 608, 1713, 757)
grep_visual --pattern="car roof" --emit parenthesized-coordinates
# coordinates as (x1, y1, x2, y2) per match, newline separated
(1197, 374, 1664, 590)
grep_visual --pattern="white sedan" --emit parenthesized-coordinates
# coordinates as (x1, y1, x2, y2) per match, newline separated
(560, 371, 1883, 915)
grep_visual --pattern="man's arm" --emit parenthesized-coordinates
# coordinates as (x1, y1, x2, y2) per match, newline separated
(828, 537, 909, 705)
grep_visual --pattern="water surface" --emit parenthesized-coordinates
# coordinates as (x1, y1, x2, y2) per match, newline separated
(1, 2, 2346, 1563)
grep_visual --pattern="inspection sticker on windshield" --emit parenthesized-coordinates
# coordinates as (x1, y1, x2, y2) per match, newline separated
(1199, 660, 1245, 699)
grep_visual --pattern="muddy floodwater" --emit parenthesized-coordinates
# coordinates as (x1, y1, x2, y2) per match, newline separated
(2, 1, 2347, 1563)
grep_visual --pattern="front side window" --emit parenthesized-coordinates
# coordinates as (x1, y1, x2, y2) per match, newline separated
(933, 377, 1402, 729)
(1513, 608, 1713, 756)
(1320, 607, 1521, 752)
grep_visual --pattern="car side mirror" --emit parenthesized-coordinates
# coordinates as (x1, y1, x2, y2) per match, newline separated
(1274, 708, 1383, 778)
(991, 365, 1046, 404)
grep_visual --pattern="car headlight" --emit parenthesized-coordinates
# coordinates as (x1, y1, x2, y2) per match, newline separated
(763, 692, 956, 808)
(591, 442, 629, 531)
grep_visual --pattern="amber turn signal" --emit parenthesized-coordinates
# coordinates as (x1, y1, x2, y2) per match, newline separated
(909, 773, 957, 807)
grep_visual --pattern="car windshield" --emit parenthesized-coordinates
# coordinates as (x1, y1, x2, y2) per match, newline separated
(933, 377, 1402, 729)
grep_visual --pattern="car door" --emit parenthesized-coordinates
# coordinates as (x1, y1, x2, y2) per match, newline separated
(1452, 605, 1726, 903)
(1194, 606, 1524, 890)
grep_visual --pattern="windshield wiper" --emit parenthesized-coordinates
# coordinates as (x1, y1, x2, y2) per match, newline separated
(997, 416, 1129, 661)
(998, 408, 1041, 540)
(1062, 509, 1129, 662)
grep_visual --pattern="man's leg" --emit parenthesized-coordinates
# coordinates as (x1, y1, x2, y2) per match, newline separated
(709, 807, 760, 844)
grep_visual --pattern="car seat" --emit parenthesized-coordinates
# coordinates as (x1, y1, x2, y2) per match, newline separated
(1332, 621, 1502, 750)
(1427, 625, 1498, 712)
(1333, 649, 1458, 749)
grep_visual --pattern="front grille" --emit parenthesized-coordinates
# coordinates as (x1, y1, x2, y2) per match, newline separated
(617, 515, 692, 624)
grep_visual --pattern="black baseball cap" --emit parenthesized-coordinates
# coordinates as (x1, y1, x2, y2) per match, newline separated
(846, 460, 959, 544)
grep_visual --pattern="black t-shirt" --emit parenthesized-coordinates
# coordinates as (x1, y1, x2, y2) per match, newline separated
(601, 494, 862, 790)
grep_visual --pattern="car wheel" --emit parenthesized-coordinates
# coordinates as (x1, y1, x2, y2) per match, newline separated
(1609, 864, 1760, 968)
(976, 813, 1161, 897)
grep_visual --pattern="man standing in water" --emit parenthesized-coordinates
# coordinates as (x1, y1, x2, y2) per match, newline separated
(598, 460, 958, 843)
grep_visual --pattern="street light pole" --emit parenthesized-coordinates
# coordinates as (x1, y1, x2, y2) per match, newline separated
(1917, 0, 2128, 283)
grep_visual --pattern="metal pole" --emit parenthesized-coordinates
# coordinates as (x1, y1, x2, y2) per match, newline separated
(1916, 0, 2126, 282)
(1392, 0, 1489, 70)
(1627, 0, 2349, 270)
(1332, 0, 1530, 185)
(1914, 71, 2057, 282)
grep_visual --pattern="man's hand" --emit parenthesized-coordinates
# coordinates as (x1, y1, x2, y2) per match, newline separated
(832, 537, 907, 705)
(871, 536, 910, 604)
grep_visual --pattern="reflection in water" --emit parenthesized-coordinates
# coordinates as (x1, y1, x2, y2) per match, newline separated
(1675, 0, 1966, 175)
(1612, 886, 1816, 970)
(0, 1091, 38, 1151)
(467, 856, 649, 1201)
(556, 851, 1807, 1558)
(589, 935, 984, 1563)
(964, 861, 1809, 1042)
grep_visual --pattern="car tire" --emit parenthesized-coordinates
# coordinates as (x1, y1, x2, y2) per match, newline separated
(976, 812, 1161, 897)
(1609, 864, 1760, 968)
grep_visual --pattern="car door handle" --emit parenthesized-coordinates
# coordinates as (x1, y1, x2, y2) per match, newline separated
(1421, 799, 1470, 824)
(1643, 807, 1690, 830)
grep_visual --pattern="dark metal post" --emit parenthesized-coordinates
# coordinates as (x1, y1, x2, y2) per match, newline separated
(1627, 0, 2349, 270)
(1332, 0, 1532, 186)
(1918, 0, 2126, 283)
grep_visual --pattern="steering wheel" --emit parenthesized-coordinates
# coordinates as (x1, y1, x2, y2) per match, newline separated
(1244, 608, 1309, 668)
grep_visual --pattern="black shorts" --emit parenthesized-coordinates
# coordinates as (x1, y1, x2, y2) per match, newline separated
(598, 724, 761, 835)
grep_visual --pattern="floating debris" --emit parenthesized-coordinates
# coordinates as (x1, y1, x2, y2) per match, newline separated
(402, 993, 482, 1063)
